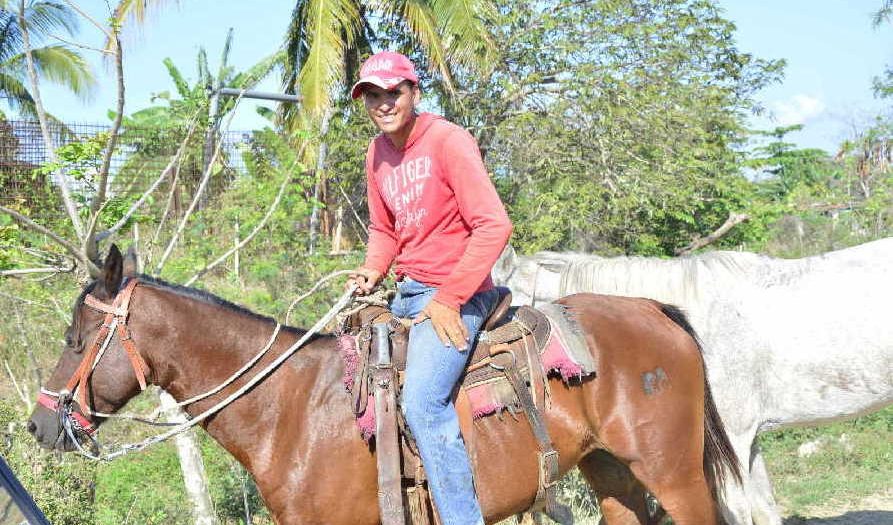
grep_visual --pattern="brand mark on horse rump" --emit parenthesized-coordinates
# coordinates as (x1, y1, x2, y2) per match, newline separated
(642, 367, 669, 396)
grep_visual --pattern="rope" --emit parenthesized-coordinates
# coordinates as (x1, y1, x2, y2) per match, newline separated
(89, 323, 283, 422)
(333, 287, 391, 330)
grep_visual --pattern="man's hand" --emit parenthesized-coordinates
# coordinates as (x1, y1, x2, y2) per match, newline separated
(347, 267, 383, 295)
(413, 299, 469, 351)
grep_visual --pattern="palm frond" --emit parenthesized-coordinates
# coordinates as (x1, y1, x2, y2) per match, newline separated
(232, 49, 284, 90)
(216, 27, 233, 88)
(0, 11, 24, 64)
(398, 0, 454, 92)
(5, 45, 95, 99)
(24, 0, 79, 39)
(298, 0, 361, 119)
(197, 47, 211, 88)
(107, 0, 179, 51)
(282, 0, 311, 97)
(0, 70, 33, 102)
(162, 56, 190, 98)
(875, 0, 893, 27)
(430, 0, 496, 67)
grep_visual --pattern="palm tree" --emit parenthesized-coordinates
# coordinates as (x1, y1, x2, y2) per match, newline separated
(282, 0, 498, 121)
(279, 0, 499, 250)
(876, 0, 893, 26)
(0, 0, 95, 119)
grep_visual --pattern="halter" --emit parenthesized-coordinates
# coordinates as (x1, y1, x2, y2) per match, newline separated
(38, 279, 149, 437)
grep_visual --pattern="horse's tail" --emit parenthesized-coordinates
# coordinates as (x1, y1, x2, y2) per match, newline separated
(658, 303, 743, 501)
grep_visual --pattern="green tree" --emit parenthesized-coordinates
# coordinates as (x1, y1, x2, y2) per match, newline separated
(113, 29, 282, 206)
(0, 0, 95, 119)
(451, 0, 784, 255)
(747, 126, 840, 201)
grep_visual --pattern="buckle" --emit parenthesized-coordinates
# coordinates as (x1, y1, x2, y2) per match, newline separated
(538, 450, 560, 488)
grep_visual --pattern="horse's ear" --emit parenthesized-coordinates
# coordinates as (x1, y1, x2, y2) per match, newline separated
(97, 245, 124, 299)
(122, 246, 140, 277)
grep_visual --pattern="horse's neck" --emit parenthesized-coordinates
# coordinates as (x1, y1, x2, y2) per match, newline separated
(134, 284, 338, 469)
(134, 284, 326, 413)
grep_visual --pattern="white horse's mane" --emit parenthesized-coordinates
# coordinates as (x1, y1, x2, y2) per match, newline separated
(538, 237, 893, 307)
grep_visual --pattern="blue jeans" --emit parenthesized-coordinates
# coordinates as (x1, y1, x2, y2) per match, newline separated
(391, 278, 497, 525)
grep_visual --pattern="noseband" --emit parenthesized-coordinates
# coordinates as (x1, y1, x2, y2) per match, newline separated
(38, 279, 149, 437)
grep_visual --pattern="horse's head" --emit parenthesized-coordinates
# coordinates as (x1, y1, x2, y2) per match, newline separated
(28, 245, 150, 451)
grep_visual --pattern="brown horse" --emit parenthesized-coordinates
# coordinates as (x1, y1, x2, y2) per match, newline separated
(28, 246, 740, 525)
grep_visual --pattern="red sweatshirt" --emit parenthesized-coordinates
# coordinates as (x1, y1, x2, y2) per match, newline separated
(363, 112, 513, 310)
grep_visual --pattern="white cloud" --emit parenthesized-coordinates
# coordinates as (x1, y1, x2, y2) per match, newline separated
(770, 94, 826, 127)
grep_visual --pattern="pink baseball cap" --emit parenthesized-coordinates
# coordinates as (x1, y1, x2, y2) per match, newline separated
(350, 51, 419, 99)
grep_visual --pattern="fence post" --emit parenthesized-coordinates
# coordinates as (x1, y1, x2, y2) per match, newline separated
(233, 219, 241, 288)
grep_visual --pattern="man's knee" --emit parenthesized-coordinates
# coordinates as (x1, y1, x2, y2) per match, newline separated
(401, 381, 428, 425)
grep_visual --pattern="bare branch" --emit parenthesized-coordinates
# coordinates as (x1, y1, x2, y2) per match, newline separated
(4, 360, 33, 412)
(85, 30, 125, 261)
(48, 32, 115, 55)
(154, 91, 247, 276)
(97, 118, 201, 243)
(185, 157, 303, 286)
(18, 0, 84, 238)
(0, 266, 73, 277)
(61, 0, 114, 39)
(675, 212, 750, 256)
(0, 204, 100, 276)
(148, 157, 183, 253)
(0, 290, 53, 309)
(335, 179, 368, 236)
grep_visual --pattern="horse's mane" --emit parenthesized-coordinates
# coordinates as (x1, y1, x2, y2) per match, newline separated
(75, 275, 307, 336)
(135, 275, 312, 335)
(554, 250, 771, 305)
(550, 237, 893, 305)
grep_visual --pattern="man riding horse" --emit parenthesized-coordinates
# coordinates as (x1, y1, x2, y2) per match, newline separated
(347, 51, 513, 525)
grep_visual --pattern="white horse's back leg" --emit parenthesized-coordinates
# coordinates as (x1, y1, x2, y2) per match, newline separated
(719, 435, 758, 525)
(749, 448, 782, 525)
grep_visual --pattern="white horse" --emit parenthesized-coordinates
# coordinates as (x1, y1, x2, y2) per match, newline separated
(493, 238, 893, 525)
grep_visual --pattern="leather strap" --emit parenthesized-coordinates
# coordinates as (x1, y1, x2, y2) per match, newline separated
(522, 333, 547, 411)
(37, 392, 95, 434)
(493, 352, 572, 524)
(372, 324, 405, 525)
(64, 279, 148, 416)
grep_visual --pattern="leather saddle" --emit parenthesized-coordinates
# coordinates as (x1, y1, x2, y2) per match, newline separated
(340, 287, 573, 525)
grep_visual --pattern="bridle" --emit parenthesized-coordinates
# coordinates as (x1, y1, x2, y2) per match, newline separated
(37, 279, 149, 445)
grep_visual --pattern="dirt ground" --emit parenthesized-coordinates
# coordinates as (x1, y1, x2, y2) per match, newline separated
(783, 489, 893, 525)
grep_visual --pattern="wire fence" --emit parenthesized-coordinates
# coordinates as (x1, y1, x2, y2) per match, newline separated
(0, 119, 254, 216)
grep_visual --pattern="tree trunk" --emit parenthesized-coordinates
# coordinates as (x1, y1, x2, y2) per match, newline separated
(308, 111, 332, 254)
(159, 390, 219, 525)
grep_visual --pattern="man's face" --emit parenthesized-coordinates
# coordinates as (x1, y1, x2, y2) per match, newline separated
(362, 81, 420, 136)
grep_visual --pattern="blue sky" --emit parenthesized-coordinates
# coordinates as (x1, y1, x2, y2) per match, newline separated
(13, 1, 893, 153)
